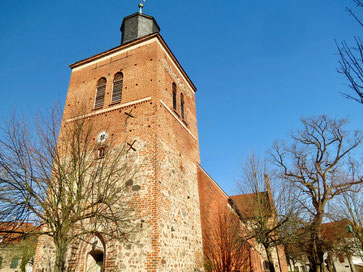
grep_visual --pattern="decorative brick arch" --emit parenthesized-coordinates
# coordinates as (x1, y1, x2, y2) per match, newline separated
(71, 233, 111, 272)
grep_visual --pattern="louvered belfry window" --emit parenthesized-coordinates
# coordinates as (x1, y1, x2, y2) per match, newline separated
(180, 93, 185, 120)
(112, 72, 123, 103)
(172, 83, 177, 110)
(95, 78, 106, 108)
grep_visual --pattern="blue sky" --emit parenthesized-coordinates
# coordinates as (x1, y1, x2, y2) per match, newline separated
(0, 0, 362, 195)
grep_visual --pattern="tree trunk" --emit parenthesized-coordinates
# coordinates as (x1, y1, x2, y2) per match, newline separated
(265, 246, 276, 272)
(308, 249, 324, 272)
(314, 260, 327, 272)
(54, 241, 67, 272)
(325, 253, 335, 272)
(316, 241, 327, 272)
(308, 209, 326, 272)
(308, 249, 326, 272)
(310, 261, 317, 272)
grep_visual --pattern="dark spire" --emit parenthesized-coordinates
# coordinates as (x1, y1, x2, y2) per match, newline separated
(120, 4, 160, 45)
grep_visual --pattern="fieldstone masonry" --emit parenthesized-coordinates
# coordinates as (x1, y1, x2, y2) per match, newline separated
(33, 30, 204, 271)
(32, 10, 288, 272)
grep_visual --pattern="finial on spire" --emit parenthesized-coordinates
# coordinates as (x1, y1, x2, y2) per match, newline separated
(138, 0, 146, 14)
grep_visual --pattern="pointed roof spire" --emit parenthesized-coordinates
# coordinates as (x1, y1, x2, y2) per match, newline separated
(139, 0, 145, 14)
(120, 2, 160, 45)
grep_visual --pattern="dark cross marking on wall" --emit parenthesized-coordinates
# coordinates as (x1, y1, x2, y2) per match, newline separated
(127, 140, 137, 153)
(125, 108, 134, 118)
(124, 108, 135, 126)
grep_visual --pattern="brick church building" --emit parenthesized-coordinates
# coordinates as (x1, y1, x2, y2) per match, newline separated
(33, 6, 288, 272)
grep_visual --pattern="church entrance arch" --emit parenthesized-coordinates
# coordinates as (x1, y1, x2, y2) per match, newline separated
(85, 235, 105, 272)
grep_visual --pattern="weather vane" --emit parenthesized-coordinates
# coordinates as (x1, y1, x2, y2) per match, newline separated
(139, 0, 146, 14)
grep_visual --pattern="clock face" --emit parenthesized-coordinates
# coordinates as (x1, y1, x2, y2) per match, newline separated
(97, 131, 108, 144)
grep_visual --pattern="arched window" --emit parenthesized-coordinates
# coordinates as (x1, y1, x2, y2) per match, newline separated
(112, 72, 123, 103)
(97, 146, 105, 159)
(85, 235, 105, 272)
(95, 78, 106, 108)
(172, 83, 177, 110)
(263, 260, 270, 272)
(180, 93, 185, 120)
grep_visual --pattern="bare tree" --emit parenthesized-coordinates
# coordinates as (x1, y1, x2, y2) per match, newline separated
(270, 115, 362, 272)
(235, 154, 297, 272)
(334, 190, 363, 248)
(284, 241, 307, 271)
(337, 0, 363, 104)
(0, 105, 140, 272)
(203, 211, 251, 272)
(277, 209, 310, 271)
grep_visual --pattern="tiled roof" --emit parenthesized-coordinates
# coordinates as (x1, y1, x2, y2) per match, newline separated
(321, 219, 353, 242)
(230, 192, 272, 219)
(0, 222, 36, 244)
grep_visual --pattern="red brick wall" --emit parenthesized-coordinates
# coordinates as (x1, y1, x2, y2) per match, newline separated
(197, 165, 230, 230)
(34, 34, 204, 272)
(197, 165, 271, 272)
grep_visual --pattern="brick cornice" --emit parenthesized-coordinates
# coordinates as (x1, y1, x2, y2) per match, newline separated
(69, 33, 197, 93)
(65, 97, 152, 123)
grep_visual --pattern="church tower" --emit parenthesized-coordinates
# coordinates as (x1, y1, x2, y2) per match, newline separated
(34, 6, 204, 272)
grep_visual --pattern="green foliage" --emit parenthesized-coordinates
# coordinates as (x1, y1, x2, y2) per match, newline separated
(10, 256, 20, 269)
(18, 236, 37, 272)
